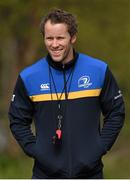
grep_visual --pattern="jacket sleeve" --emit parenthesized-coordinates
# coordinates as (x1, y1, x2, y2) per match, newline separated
(99, 66, 125, 153)
(8, 75, 36, 157)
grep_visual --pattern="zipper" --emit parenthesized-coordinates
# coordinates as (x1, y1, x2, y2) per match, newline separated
(62, 64, 72, 178)
(67, 113, 72, 178)
(62, 65, 68, 99)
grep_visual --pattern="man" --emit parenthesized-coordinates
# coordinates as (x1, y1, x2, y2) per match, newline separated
(8, 9, 125, 179)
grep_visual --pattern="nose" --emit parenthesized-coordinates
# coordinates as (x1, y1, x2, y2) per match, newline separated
(52, 39, 59, 48)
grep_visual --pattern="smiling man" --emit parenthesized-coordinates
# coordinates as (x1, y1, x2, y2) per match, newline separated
(44, 20, 76, 63)
(8, 9, 125, 179)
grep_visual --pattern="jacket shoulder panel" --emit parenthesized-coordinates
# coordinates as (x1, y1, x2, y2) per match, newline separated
(78, 53, 107, 71)
(76, 53, 108, 89)
(20, 58, 47, 78)
(20, 58, 48, 96)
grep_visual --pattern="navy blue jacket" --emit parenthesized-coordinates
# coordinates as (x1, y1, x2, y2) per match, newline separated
(8, 53, 125, 178)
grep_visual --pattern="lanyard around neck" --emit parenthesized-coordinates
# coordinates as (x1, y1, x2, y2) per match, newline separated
(48, 64, 75, 144)
(49, 64, 75, 101)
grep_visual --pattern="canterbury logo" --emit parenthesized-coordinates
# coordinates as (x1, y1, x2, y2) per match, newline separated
(40, 83, 50, 91)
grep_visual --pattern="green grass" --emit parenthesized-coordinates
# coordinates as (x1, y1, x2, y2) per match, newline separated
(0, 153, 33, 178)
(103, 142, 130, 179)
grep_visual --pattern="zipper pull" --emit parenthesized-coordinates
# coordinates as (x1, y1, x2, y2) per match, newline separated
(58, 103, 61, 109)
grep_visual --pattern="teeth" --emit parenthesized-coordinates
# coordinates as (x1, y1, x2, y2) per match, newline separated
(52, 50, 62, 54)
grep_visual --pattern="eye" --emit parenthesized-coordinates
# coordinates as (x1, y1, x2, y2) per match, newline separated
(46, 37, 53, 40)
(57, 37, 65, 40)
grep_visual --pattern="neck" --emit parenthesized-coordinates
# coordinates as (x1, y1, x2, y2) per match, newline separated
(62, 47, 74, 65)
(46, 49, 79, 71)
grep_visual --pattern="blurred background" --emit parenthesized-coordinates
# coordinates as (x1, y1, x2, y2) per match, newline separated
(0, 0, 129, 178)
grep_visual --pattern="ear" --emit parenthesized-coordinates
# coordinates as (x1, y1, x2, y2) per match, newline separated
(71, 35, 77, 44)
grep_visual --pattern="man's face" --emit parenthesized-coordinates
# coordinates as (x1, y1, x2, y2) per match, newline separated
(44, 20, 76, 64)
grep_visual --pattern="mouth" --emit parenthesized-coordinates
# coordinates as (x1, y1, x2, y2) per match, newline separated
(50, 49, 63, 56)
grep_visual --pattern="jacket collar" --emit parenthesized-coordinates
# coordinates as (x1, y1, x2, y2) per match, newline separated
(46, 50, 79, 71)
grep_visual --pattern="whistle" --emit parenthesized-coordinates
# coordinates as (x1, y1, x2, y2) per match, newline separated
(56, 129, 62, 139)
